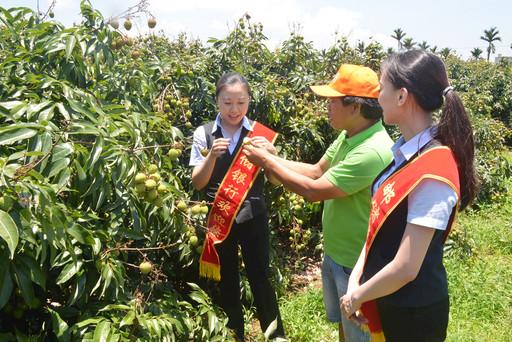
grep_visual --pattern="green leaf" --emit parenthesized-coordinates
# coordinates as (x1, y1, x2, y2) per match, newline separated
(69, 121, 101, 135)
(72, 317, 104, 329)
(0, 210, 19, 259)
(47, 157, 71, 178)
(0, 100, 24, 111)
(7, 151, 26, 162)
(56, 260, 83, 285)
(56, 102, 71, 120)
(65, 35, 77, 59)
(2, 163, 21, 178)
(119, 311, 136, 327)
(69, 272, 86, 306)
(207, 311, 218, 334)
(56, 167, 72, 188)
(74, 159, 87, 181)
(87, 135, 104, 170)
(48, 308, 71, 341)
(68, 224, 92, 245)
(98, 304, 131, 312)
(26, 101, 53, 120)
(52, 142, 74, 161)
(0, 261, 13, 309)
(95, 185, 109, 211)
(38, 104, 56, 121)
(0, 127, 38, 146)
(106, 333, 120, 342)
(92, 238, 102, 255)
(151, 318, 162, 337)
(18, 254, 46, 289)
(67, 98, 98, 123)
(13, 262, 35, 307)
(188, 290, 207, 305)
(92, 321, 111, 342)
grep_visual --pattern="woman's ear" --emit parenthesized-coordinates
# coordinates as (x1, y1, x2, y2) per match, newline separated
(398, 88, 408, 105)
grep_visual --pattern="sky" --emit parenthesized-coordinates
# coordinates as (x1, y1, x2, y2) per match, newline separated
(2, 0, 511, 59)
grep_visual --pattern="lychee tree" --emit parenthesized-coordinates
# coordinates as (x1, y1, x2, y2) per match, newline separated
(0, 2, 230, 340)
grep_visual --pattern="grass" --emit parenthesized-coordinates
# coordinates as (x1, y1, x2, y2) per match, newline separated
(445, 198, 512, 342)
(279, 285, 338, 342)
(253, 198, 512, 341)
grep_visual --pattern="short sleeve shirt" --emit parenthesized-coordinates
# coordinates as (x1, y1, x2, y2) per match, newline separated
(372, 127, 458, 230)
(322, 121, 394, 268)
(189, 114, 253, 166)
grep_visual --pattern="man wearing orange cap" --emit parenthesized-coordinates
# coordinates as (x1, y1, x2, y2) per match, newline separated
(244, 64, 393, 342)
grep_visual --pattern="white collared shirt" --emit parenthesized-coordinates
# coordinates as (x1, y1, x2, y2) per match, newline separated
(373, 127, 458, 231)
(189, 114, 253, 166)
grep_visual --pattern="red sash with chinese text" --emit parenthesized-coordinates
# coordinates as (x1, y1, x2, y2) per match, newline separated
(360, 146, 460, 342)
(199, 121, 278, 281)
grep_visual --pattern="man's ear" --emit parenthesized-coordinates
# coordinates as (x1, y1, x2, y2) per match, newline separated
(353, 103, 362, 114)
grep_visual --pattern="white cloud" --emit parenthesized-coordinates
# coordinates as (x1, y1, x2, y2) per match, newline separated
(141, 1, 394, 51)
(138, 0, 390, 48)
(15, 0, 400, 52)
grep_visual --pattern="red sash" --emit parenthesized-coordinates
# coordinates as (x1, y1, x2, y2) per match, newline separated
(199, 121, 278, 281)
(360, 146, 460, 341)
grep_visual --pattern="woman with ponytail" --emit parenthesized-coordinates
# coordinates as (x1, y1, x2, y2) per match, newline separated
(340, 50, 477, 341)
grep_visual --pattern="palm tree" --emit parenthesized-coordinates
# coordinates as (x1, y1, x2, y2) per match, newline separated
(402, 37, 416, 50)
(418, 41, 430, 50)
(440, 48, 452, 59)
(430, 46, 438, 53)
(480, 27, 501, 61)
(357, 41, 366, 54)
(470, 47, 483, 60)
(391, 28, 406, 51)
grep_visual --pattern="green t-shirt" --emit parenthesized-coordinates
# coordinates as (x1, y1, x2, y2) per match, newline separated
(322, 121, 393, 268)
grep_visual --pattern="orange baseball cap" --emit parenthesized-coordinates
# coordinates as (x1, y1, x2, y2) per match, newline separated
(310, 64, 380, 98)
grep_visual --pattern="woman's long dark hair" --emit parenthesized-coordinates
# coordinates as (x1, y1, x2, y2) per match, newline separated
(381, 50, 478, 210)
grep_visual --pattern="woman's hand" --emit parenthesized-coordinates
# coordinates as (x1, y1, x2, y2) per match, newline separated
(340, 292, 368, 325)
(247, 136, 277, 155)
(210, 138, 230, 158)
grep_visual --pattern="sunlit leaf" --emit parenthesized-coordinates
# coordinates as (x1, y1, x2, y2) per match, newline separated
(0, 211, 19, 259)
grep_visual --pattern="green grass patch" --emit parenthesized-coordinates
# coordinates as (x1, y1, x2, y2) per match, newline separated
(446, 199, 512, 341)
(280, 286, 338, 342)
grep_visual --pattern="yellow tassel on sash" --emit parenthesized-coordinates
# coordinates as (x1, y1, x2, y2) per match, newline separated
(371, 331, 385, 342)
(199, 261, 221, 281)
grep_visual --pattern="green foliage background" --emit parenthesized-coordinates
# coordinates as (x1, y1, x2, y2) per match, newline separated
(0, 1, 511, 340)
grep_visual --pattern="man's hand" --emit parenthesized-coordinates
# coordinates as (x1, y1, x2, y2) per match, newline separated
(246, 136, 277, 155)
(242, 143, 270, 167)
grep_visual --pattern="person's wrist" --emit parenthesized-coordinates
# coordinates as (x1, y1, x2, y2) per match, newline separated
(351, 289, 362, 308)
(261, 154, 272, 169)
(206, 151, 217, 161)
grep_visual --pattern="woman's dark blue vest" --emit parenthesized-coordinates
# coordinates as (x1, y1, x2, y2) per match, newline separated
(361, 140, 455, 307)
(202, 120, 266, 223)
